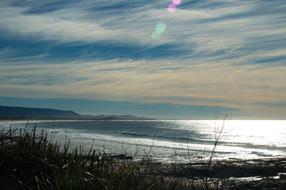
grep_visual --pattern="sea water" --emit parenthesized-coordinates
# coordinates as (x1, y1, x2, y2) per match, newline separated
(1, 120, 285, 163)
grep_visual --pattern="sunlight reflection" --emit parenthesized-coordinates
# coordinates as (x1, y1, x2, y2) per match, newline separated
(180, 120, 286, 147)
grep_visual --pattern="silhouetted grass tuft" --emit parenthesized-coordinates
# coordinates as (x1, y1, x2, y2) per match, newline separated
(0, 126, 214, 190)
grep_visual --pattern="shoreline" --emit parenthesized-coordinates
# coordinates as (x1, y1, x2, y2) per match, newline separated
(156, 157, 286, 178)
(141, 157, 286, 189)
(1, 126, 286, 190)
(81, 153, 286, 178)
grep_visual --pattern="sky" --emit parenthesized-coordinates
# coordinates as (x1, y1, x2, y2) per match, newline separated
(0, 0, 286, 119)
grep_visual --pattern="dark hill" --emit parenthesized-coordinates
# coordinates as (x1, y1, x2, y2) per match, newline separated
(0, 105, 80, 120)
(0, 105, 151, 120)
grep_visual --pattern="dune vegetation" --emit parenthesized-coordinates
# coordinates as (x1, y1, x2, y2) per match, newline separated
(0, 125, 218, 190)
(1, 124, 285, 190)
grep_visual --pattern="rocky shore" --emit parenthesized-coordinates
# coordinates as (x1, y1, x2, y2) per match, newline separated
(1, 126, 285, 190)
(81, 153, 286, 189)
(144, 157, 286, 189)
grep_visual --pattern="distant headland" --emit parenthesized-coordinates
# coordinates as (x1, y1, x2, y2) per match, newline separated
(0, 105, 151, 120)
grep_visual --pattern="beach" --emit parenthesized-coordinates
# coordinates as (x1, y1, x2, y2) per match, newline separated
(1, 120, 285, 162)
(1, 120, 286, 189)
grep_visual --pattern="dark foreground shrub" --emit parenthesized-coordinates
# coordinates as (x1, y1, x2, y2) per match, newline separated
(0, 126, 208, 190)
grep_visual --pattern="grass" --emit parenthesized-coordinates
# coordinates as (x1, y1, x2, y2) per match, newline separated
(0, 125, 220, 190)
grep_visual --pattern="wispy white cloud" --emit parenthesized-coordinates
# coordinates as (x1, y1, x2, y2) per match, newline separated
(1, 59, 285, 113)
(0, 6, 125, 43)
(1, 0, 285, 57)
(0, 0, 286, 118)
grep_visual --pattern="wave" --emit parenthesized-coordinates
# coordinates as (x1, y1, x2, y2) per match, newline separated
(119, 131, 150, 138)
(117, 130, 285, 151)
(5, 120, 286, 161)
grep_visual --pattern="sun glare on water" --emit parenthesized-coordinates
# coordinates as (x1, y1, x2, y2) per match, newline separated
(179, 120, 286, 143)
(223, 120, 286, 146)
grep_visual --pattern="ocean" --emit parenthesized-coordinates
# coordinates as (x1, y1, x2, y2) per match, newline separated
(1, 120, 286, 163)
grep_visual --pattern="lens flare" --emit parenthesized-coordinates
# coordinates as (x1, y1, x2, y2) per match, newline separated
(172, 0, 182, 6)
(156, 22, 166, 34)
(152, 0, 183, 40)
(167, 3, 176, 12)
